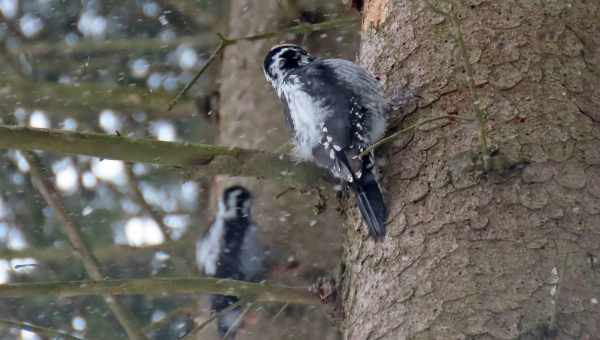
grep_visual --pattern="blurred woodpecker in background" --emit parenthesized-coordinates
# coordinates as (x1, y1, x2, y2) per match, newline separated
(264, 44, 388, 240)
(196, 185, 264, 338)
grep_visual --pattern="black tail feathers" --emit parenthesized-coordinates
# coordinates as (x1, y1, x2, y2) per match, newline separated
(351, 169, 388, 240)
(212, 295, 242, 339)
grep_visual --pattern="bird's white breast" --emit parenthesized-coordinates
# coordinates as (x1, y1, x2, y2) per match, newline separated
(196, 217, 224, 276)
(280, 76, 330, 160)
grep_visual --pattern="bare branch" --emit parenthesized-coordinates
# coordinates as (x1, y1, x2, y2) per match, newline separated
(222, 302, 253, 339)
(142, 303, 196, 335)
(168, 36, 228, 110)
(359, 115, 475, 157)
(181, 299, 244, 339)
(124, 164, 173, 241)
(25, 152, 149, 340)
(0, 278, 321, 305)
(0, 125, 330, 185)
(122, 164, 200, 273)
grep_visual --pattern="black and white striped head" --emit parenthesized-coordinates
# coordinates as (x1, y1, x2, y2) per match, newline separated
(263, 44, 314, 84)
(218, 185, 253, 220)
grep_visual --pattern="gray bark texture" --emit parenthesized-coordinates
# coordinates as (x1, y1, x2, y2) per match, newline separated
(341, 1, 600, 339)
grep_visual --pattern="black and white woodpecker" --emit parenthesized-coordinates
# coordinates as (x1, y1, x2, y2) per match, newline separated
(263, 44, 388, 240)
(196, 185, 264, 338)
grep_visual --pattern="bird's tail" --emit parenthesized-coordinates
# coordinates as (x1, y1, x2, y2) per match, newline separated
(212, 295, 242, 339)
(351, 167, 388, 240)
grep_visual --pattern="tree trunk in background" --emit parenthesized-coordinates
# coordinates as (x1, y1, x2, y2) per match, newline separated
(217, 0, 344, 284)
(342, 1, 600, 339)
(211, 0, 344, 339)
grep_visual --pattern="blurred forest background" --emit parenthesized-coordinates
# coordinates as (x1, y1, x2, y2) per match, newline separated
(0, 0, 360, 339)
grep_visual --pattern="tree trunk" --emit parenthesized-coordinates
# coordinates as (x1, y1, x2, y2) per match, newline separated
(211, 0, 344, 339)
(342, 1, 600, 339)
(217, 0, 344, 284)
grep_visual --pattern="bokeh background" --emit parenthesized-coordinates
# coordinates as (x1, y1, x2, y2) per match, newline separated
(0, 0, 360, 339)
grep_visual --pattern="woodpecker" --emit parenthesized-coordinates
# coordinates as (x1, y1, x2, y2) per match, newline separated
(196, 185, 264, 338)
(263, 44, 388, 240)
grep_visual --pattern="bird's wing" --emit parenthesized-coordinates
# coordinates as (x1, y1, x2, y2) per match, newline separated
(319, 58, 386, 116)
(239, 224, 265, 282)
(281, 60, 373, 178)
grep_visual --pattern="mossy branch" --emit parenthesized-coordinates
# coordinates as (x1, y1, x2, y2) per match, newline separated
(0, 278, 321, 305)
(0, 238, 194, 266)
(142, 303, 196, 334)
(0, 76, 194, 117)
(17, 33, 215, 58)
(0, 125, 329, 185)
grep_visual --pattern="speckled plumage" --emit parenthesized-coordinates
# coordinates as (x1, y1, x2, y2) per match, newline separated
(196, 186, 264, 338)
(264, 44, 389, 239)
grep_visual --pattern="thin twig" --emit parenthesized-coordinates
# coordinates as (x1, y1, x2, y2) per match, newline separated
(271, 303, 289, 322)
(0, 319, 84, 340)
(549, 245, 570, 333)
(222, 302, 254, 339)
(358, 115, 474, 157)
(0, 277, 321, 305)
(25, 153, 148, 340)
(424, 0, 490, 168)
(142, 303, 196, 335)
(168, 36, 229, 111)
(181, 299, 245, 340)
(167, 17, 358, 110)
(124, 163, 173, 241)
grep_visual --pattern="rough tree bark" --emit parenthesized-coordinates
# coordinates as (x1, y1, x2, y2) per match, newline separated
(341, 1, 600, 339)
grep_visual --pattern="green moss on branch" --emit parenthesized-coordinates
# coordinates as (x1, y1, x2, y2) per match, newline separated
(0, 76, 194, 117)
(0, 278, 320, 305)
(0, 125, 329, 185)
(0, 239, 193, 265)
(18, 34, 215, 58)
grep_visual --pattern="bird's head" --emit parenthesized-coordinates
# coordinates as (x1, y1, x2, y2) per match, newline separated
(218, 185, 253, 220)
(263, 44, 314, 84)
